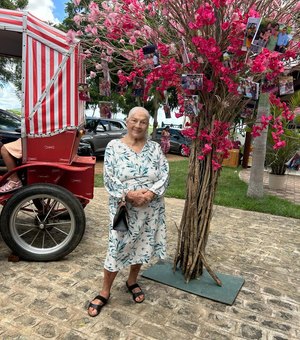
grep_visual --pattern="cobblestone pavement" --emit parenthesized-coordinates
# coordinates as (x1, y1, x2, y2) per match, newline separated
(0, 187, 299, 339)
(239, 168, 300, 205)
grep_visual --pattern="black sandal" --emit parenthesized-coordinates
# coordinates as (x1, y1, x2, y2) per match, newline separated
(87, 295, 109, 317)
(126, 282, 145, 303)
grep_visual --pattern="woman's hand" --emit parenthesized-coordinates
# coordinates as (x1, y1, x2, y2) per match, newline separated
(126, 189, 156, 207)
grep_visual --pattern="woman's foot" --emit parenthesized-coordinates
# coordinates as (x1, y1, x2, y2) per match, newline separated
(87, 294, 110, 317)
(126, 281, 145, 303)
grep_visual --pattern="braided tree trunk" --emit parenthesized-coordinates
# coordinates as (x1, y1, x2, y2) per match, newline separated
(173, 126, 222, 285)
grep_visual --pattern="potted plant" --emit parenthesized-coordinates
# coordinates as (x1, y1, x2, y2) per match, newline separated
(265, 92, 300, 189)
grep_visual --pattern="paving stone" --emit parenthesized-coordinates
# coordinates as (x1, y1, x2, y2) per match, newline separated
(0, 186, 300, 339)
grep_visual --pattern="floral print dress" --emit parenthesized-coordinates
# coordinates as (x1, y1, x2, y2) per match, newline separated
(103, 139, 169, 272)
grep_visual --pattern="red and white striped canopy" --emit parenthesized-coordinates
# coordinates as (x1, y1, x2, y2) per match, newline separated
(0, 9, 85, 137)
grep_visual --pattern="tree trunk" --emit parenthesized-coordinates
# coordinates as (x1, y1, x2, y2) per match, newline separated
(242, 132, 252, 168)
(247, 93, 270, 198)
(173, 139, 222, 285)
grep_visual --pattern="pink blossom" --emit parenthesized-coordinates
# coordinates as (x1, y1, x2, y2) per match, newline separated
(90, 71, 96, 78)
(66, 30, 77, 45)
(73, 15, 82, 25)
(101, 1, 109, 10)
(73, 0, 81, 6)
(175, 112, 184, 118)
(189, 3, 216, 29)
(212, 160, 222, 171)
(202, 144, 212, 155)
(182, 128, 196, 139)
(273, 141, 286, 150)
(221, 22, 230, 30)
(182, 145, 190, 156)
(129, 36, 137, 45)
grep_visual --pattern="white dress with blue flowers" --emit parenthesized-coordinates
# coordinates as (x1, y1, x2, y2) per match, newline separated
(103, 139, 169, 272)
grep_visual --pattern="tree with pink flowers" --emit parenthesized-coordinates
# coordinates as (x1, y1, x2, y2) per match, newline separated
(68, 0, 300, 282)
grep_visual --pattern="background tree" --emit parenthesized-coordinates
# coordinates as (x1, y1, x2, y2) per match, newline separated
(0, 0, 28, 87)
(69, 0, 300, 282)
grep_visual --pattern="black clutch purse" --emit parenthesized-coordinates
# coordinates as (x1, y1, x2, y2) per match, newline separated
(112, 196, 129, 232)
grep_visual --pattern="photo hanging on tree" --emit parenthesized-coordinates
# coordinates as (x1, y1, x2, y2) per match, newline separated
(184, 95, 199, 115)
(242, 17, 261, 51)
(279, 76, 294, 96)
(99, 101, 112, 119)
(240, 106, 255, 119)
(181, 74, 203, 91)
(142, 44, 160, 69)
(261, 77, 278, 94)
(238, 79, 259, 100)
(133, 77, 145, 97)
(78, 83, 90, 101)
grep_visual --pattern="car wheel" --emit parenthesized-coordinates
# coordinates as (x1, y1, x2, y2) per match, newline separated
(0, 184, 85, 261)
(180, 145, 187, 157)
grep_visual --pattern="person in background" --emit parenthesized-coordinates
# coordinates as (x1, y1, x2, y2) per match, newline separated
(266, 23, 280, 51)
(275, 26, 289, 53)
(160, 125, 171, 155)
(87, 106, 169, 317)
(0, 138, 22, 193)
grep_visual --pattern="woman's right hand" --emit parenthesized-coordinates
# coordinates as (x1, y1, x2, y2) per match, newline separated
(126, 189, 149, 207)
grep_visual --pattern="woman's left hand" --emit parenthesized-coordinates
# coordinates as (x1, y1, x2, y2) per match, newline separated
(126, 189, 155, 207)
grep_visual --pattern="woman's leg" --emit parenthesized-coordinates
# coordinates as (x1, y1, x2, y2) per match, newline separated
(126, 264, 145, 302)
(88, 268, 118, 316)
(1, 146, 20, 182)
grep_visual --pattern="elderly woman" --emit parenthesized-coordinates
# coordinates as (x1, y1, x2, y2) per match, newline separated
(88, 106, 169, 317)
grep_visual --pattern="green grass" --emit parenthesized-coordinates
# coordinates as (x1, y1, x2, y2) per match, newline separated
(94, 159, 300, 219)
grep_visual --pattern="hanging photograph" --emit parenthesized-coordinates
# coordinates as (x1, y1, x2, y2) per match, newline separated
(78, 83, 90, 101)
(184, 95, 199, 115)
(181, 74, 203, 90)
(242, 17, 261, 51)
(274, 25, 292, 53)
(99, 101, 112, 119)
(261, 77, 278, 94)
(279, 76, 294, 96)
(238, 79, 259, 100)
(133, 77, 145, 97)
(251, 21, 292, 53)
(241, 106, 255, 119)
(142, 44, 160, 69)
(99, 77, 111, 97)
(222, 51, 233, 68)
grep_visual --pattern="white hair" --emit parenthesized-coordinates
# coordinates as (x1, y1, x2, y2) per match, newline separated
(127, 107, 150, 121)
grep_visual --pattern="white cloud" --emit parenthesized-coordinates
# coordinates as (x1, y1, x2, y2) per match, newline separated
(26, 0, 59, 24)
(0, 83, 21, 110)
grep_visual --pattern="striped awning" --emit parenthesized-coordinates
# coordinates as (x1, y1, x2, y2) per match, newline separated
(0, 9, 85, 137)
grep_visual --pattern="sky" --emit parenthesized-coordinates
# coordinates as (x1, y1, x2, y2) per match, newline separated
(26, 0, 66, 24)
(0, 1, 67, 110)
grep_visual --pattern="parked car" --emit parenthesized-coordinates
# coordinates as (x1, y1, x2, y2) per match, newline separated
(81, 117, 127, 156)
(152, 127, 191, 156)
(0, 109, 92, 165)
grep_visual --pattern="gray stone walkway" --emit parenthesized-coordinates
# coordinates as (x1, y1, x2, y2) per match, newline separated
(0, 188, 299, 339)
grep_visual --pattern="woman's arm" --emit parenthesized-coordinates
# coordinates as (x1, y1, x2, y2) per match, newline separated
(148, 144, 170, 197)
(103, 141, 125, 199)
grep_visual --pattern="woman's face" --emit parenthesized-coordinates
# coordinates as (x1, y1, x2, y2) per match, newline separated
(126, 110, 149, 140)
